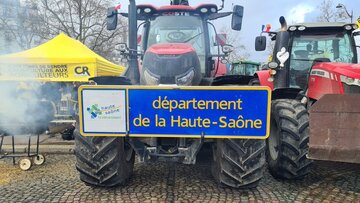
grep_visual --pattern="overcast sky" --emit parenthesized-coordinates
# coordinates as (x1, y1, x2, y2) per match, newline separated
(118, 0, 359, 62)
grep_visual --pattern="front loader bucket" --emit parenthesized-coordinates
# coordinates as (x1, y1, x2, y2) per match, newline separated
(309, 94, 360, 164)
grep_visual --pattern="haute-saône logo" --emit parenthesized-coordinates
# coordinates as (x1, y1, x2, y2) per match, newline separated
(86, 104, 121, 119)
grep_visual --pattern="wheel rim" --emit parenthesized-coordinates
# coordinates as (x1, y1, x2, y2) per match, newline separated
(268, 119, 280, 161)
(33, 154, 45, 165)
(19, 159, 32, 171)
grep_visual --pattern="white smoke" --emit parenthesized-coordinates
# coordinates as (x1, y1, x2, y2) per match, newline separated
(0, 64, 57, 135)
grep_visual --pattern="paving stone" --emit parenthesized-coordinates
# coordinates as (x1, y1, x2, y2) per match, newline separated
(0, 154, 359, 202)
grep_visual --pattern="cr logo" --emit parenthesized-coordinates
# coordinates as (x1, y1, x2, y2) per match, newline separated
(75, 66, 90, 76)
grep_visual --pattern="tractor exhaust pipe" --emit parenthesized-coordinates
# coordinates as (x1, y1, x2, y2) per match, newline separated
(279, 16, 288, 31)
(127, 0, 140, 84)
(273, 16, 290, 89)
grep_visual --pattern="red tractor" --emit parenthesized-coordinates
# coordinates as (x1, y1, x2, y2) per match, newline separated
(254, 17, 360, 179)
(74, 0, 267, 189)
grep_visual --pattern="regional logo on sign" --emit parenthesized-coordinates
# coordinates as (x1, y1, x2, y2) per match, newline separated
(87, 104, 122, 119)
(81, 88, 127, 134)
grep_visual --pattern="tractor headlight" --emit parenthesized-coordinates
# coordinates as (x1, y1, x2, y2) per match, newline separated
(340, 75, 360, 86)
(176, 69, 195, 86)
(143, 69, 160, 85)
(344, 25, 352, 30)
(289, 26, 297, 31)
(298, 26, 306, 31)
(268, 62, 278, 69)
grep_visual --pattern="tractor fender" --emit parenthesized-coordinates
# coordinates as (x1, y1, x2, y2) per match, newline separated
(255, 70, 273, 90)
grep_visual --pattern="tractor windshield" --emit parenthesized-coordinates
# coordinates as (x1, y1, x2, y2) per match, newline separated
(289, 31, 355, 89)
(147, 15, 206, 72)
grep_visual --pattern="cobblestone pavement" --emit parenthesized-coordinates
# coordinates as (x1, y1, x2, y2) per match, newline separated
(0, 153, 359, 203)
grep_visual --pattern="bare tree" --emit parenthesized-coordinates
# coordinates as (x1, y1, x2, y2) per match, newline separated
(0, 0, 127, 60)
(220, 26, 250, 62)
(316, 0, 348, 22)
(37, 0, 128, 59)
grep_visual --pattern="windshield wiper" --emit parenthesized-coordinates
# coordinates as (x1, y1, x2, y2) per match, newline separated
(183, 32, 203, 43)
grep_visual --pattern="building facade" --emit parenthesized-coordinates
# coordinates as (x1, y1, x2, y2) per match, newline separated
(0, 0, 40, 55)
(0, 0, 21, 54)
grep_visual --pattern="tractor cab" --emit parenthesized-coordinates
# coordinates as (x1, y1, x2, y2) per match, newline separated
(227, 60, 260, 76)
(255, 20, 359, 92)
(138, 5, 214, 85)
(255, 17, 360, 167)
(286, 23, 358, 89)
(107, 1, 244, 85)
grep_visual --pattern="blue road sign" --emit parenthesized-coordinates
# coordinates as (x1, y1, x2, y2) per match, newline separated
(79, 86, 271, 139)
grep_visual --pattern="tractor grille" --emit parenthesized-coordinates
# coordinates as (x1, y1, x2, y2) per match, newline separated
(342, 83, 360, 94)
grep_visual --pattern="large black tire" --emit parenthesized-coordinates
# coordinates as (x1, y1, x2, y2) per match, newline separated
(74, 129, 135, 187)
(74, 76, 134, 187)
(267, 99, 312, 179)
(211, 139, 266, 189)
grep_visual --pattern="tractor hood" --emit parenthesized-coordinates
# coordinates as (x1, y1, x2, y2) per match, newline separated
(312, 62, 360, 79)
(140, 43, 202, 85)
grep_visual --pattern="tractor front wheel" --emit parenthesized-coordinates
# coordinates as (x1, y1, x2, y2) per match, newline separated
(211, 139, 265, 189)
(74, 129, 135, 187)
(267, 99, 312, 179)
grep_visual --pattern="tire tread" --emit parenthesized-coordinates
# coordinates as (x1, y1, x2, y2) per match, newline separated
(267, 99, 312, 179)
(74, 129, 134, 187)
(212, 139, 265, 189)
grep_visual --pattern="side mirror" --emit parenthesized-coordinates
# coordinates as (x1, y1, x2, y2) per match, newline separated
(107, 7, 118, 31)
(255, 36, 267, 51)
(231, 5, 244, 31)
(222, 44, 234, 54)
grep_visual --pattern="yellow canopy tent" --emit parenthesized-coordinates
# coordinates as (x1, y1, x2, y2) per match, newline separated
(0, 33, 125, 82)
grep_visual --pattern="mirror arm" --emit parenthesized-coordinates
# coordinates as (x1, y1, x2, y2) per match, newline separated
(209, 54, 227, 58)
(208, 12, 232, 20)
(108, 11, 128, 18)
(260, 31, 277, 36)
(120, 49, 144, 56)
(107, 10, 118, 18)
(120, 12, 129, 17)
